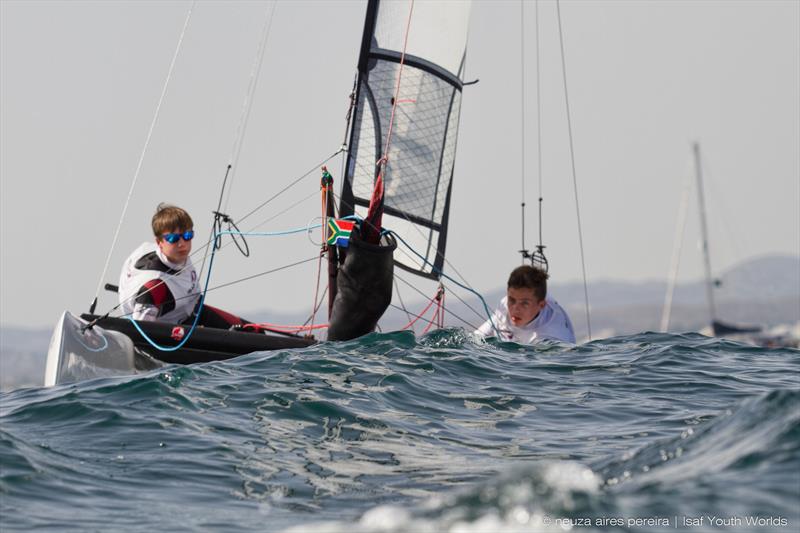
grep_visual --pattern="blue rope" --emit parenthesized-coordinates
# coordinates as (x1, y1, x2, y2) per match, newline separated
(386, 230, 498, 336)
(75, 329, 110, 352)
(128, 219, 498, 351)
(126, 241, 218, 352)
(215, 225, 321, 238)
(128, 295, 206, 352)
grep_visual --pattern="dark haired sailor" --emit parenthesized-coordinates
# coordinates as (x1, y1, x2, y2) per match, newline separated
(118, 203, 248, 329)
(475, 265, 576, 344)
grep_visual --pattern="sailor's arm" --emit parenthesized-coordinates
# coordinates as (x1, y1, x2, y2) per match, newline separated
(130, 279, 173, 322)
(474, 319, 493, 336)
(475, 307, 504, 337)
(131, 303, 160, 321)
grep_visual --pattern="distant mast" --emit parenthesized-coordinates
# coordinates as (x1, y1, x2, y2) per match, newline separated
(693, 142, 717, 326)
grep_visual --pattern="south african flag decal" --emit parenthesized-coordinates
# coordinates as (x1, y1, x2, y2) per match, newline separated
(327, 218, 355, 248)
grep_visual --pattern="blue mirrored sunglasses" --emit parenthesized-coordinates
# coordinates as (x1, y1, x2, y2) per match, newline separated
(162, 230, 194, 244)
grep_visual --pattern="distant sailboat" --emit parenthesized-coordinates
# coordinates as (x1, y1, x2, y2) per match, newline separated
(662, 143, 769, 340)
(691, 143, 762, 337)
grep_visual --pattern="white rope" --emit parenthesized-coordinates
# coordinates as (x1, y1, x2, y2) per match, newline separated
(556, 0, 592, 339)
(520, 0, 527, 257)
(535, 0, 544, 248)
(223, 0, 278, 213)
(661, 166, 693, 332)
(197, 1, 277, 282)
(92, 1, 196, 305)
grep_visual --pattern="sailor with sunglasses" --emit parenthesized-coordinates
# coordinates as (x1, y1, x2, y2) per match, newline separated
(118, 204, 247, 328)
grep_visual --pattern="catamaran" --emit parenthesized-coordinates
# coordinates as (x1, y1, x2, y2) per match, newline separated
(45, 0, 474, 385)
(661, 142, 797, 347)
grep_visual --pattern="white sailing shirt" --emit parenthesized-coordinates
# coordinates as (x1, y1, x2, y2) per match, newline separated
(118, 242, 200, 323)
(475, 296, 576, 344)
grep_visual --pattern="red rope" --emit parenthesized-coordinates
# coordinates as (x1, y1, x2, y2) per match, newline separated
(382, 0, 415, 167)
(243, 322, 329, 333)
(400, 292, 438, 331)
(439, 290, 445, 327)
(422, 285, 445, 334)
(309, 173, 328, 330)
(364, 0, 415, 244)
(400, 283, 445, 332)
(422, 307, 438, 334)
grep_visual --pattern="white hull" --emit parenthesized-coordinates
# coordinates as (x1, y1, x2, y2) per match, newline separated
(44, 311, 143, 386)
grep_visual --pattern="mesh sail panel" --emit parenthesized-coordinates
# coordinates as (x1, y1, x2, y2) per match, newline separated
(341, 0, 470, 280)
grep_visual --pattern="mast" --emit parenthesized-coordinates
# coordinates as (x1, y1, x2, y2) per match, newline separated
(322, 169, 338, 319)
(693, 142, 717, 326)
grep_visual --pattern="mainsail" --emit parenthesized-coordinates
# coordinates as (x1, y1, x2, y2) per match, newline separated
(339, 0, 471, 279)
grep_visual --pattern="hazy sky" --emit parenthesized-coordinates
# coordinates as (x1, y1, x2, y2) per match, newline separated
(2, 0, 798, 329)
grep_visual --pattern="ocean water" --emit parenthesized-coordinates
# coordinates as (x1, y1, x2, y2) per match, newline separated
(1, 330, 798, 532)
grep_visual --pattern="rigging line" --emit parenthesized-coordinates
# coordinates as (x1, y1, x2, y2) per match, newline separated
(438, 288, 446, 328)
(223, 0, 278, 213)
(383, 300, 450, 333)
(332, 166, 478, 296)
(700, 153, 748, 276)
(398, 290, 440, 330)
(183, 163, 324, 283)
(197, 188, 319, 273)
(520, 0, 527, 259)
(191, 152, 335, 279)
(440, 280, 486, 325)
(215, 227, 324, 238)
(380, 0, 415, 169)
(341, 73, 358, 151)
(245, 190, 320, 232)
(556, 0, 592, 340)
(388, 230, 497, 334)
(535, 0, 544, 248)
(196, 256, 319, 294)
(394, 277, 416, 333)
(198, 164, 232, 283)
(131, 177, 321, 313)
(192, 196, 322, 274)
(336, 76, 358, 219)
(386, 302, 438, 330)
(302, 285, 328, 327)
(371, 226, 482, 324)
(109, 226, 321, 318)
(393, 274, 478, 331)
(235, 148, 343, 227)
(660, 167, 693, 332)
(309, 189, 328, 331)
(91, 1, 196, 309)
(309, 249, 324, 332)
(422, 307, 439, 334)
(186, 149, 339, 282)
